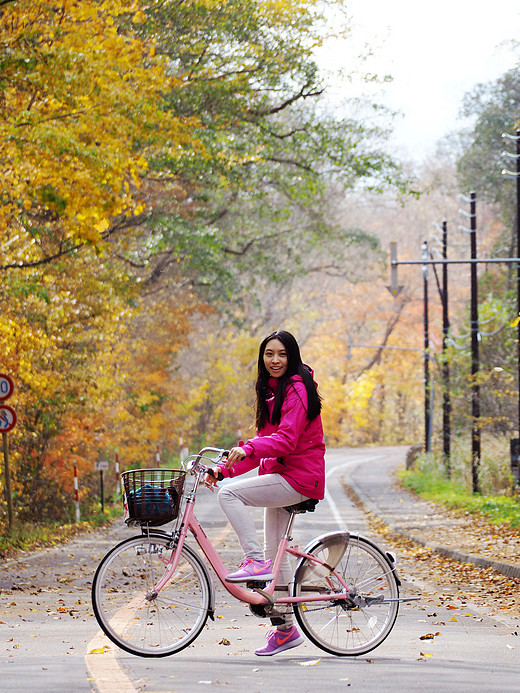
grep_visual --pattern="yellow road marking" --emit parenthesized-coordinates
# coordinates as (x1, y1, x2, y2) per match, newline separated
(85, 524, 232, 692)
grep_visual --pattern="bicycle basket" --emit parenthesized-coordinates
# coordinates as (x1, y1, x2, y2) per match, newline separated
(122, 468, 186, 526)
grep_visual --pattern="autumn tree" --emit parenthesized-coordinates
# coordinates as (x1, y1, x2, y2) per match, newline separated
(457, 61, 520, 237)
(114, 0, 409, 310)
(0, 0, 412, 525)
(449, 58, 520, 456)
(0, 0, 189, 521)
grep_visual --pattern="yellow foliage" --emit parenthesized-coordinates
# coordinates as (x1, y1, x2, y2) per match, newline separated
(0, 0, 194, 248)
(347, 371, 377, 431)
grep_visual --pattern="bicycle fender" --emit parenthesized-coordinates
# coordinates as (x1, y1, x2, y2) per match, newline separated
(294, 531, 400, 586)
(300, 530, 351, 556)
(293, 531, 350, 579)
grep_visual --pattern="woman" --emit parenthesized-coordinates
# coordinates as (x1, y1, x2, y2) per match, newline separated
(206, 329, 325, 656)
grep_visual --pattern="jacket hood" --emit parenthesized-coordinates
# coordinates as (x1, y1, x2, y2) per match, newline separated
(268, 364, 313, 388)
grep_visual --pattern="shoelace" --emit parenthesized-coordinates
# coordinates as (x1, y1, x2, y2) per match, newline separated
(237, 558, 253, 568)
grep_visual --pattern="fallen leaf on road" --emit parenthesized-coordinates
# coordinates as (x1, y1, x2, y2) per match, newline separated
(218, 638, 230, 646)
(299, 659, 321, 666)
(88, 646, 111, 654)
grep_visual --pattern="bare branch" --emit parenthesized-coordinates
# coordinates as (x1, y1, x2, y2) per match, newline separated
(359, 299, 410, 373)
(250, 82, 324, 118)
(0, 214, 147, 271)
(266, 155, 314, 172)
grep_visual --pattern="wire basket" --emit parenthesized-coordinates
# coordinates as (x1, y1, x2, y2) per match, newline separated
(121, 468, 186, 526)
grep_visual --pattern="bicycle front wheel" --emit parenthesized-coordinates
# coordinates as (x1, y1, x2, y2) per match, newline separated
(92, 534, 212, 657)
(292, 533, 399, 656)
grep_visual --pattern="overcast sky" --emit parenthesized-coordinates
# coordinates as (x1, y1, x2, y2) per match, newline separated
(319, 0, 520, 161)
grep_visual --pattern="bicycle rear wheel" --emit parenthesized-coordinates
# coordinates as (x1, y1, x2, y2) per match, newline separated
(92, 534, 212, 657)
(292, 533, 399, 656)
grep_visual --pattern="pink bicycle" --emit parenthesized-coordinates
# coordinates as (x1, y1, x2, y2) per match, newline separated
(92, 447, 403, 658)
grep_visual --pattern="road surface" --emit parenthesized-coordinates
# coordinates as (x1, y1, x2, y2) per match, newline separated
(1, 447, 519, 692)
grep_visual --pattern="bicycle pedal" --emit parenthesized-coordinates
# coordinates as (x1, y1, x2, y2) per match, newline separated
(247, 583, 276, 606)
(246, 580, 268, 588)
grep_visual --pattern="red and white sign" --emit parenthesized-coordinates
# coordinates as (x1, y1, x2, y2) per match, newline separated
(0, 374, 14, 401)
(0, 405, 17, 433)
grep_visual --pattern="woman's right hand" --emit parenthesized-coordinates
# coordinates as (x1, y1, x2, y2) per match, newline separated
(204, 468, 221, 491)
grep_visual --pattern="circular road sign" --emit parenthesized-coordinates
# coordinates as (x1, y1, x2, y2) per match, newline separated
(0, 404, 17, 433)
(0, 374, 14, 401)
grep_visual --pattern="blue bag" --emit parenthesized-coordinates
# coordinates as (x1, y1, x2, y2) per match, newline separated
(127, 484, 173, 521)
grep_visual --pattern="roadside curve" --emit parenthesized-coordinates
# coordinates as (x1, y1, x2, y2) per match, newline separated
(342, 447, 520, 581)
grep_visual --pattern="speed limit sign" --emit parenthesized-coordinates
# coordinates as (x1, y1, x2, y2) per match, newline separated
(0, 404, 17, 433)
(0, 374, 14, 401)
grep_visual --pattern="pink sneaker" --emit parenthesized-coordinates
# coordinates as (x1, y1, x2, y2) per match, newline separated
(255, 626, 304, 656)
(225, 558, 274, 583)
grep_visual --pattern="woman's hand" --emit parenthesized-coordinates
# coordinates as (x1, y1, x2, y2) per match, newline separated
(225, 446, 246, 468)
(204, 468, 221, 491)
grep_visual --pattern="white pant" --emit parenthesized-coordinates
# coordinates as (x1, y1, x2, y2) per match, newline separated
(218, 473, 308, 627)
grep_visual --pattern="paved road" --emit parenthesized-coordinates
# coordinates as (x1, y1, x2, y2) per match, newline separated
(1, 447, 519, 692)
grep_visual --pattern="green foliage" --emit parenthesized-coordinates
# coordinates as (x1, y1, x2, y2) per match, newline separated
(457, 62, 520, 233)
(444, 281, 519, 438)
(123, 0, 411, 308)
(400, 447, 520, 528)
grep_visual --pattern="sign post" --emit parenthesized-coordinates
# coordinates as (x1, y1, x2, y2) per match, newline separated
(95, 461, 109, 512)
(0, 374, 16, 532)
(115, 452, 120, 496)
(511, 439, 520, 486)
(73, 461, 81, 523)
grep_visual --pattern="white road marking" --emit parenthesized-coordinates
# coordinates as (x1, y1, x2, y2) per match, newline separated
(324, 454, 384, 528)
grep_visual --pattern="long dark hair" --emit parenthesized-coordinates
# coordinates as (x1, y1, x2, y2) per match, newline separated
(255, 330, 322, 429)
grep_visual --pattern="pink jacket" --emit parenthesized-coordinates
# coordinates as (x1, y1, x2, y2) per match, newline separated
(219, 374, 325, 499)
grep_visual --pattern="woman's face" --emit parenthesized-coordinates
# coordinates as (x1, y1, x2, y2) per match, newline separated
(263, 338, 288, 378)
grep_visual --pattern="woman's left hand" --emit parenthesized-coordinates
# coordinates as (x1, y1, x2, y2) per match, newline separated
(225, 446, 246, 468)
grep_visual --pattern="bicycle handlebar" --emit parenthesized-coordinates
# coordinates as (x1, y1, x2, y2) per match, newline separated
(182, 447, 230, 477)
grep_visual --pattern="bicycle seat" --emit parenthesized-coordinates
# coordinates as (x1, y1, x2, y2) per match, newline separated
(284, 498, 319, 514)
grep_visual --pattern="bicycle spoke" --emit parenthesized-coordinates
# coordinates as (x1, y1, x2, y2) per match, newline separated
(293, 535, 399, 656)
(92, 536, 211, 657)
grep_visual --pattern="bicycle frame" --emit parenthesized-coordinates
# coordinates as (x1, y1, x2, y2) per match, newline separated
(150, 459, 352, 609)
(93, 446, 409, 658)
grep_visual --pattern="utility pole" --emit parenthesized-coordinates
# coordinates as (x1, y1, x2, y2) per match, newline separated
(441, 222, 451, 473)
(431, 223, 451, 472)
(469, 191, 481, 494)
(388, 233, 520, 493)
(459, 192, 480, 493)
(422, 241, 431, 453)
(430, 222, 451, 472)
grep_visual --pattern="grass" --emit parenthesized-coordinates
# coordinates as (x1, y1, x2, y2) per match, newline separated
(399, 449, 520, 529)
